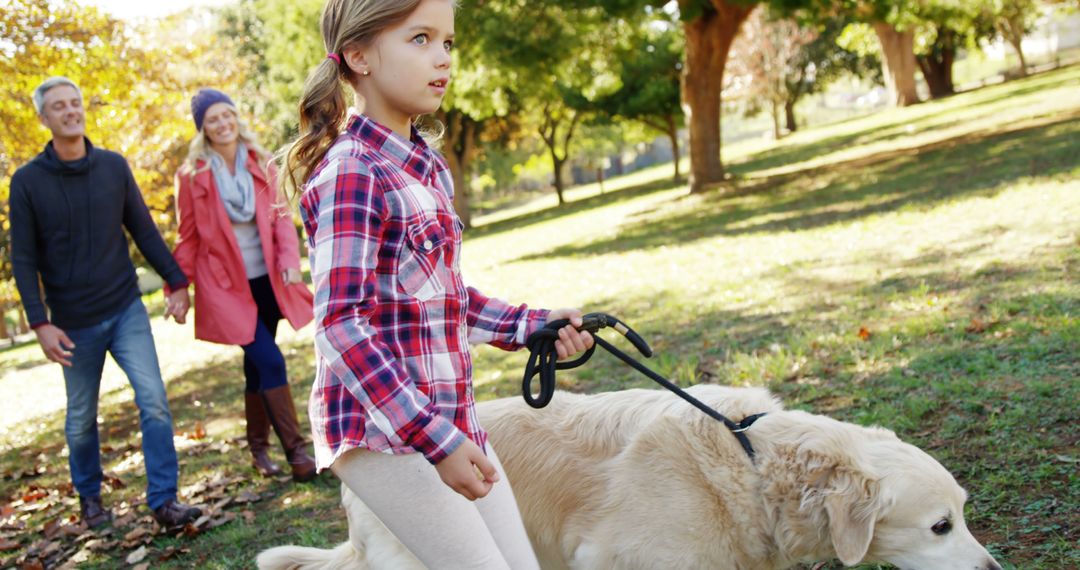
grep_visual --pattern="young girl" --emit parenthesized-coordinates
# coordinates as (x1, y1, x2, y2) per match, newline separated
(283, 0, 593, 567)
(172, 89, 317, 482)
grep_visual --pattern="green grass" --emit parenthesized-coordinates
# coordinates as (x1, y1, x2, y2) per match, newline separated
(2, 65, 1078, 569)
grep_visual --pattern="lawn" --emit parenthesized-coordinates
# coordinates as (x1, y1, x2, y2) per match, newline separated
(1, 64, 1077, 569)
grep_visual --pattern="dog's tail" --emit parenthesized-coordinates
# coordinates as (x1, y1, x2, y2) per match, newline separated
(256, 541, 364, 570)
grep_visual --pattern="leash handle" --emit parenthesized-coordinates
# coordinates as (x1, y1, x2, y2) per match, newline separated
(522, 312, 651, 409)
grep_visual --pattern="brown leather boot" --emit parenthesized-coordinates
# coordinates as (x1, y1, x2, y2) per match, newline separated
(261, 385, 318, 482)
(245, 391, 282, 477)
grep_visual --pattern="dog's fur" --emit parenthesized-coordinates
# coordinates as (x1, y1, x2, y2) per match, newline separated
(258, 386, 1001, 569)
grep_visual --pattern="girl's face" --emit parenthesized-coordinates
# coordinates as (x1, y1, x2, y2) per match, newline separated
(352, 0, 454, 127)
(202, 102, 240, 148)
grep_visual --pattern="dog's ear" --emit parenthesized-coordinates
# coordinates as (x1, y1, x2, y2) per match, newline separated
(823, 469, 882, 566)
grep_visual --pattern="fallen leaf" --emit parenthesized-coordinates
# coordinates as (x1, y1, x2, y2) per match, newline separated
(42, 519, 61, 539)
(112, 512, 137, 528)
(0, 537, 19, 551)
(207, 512, 236, 529)
(126, 545, 148, 564)
(857, 327, 872, 341)
(965, 318, 988, 333)
(123, 527, 149, 543)
(22, 489, 47, 503)
(133, 564, 150, 570)
(234, 490, 261, 504)
(20, 557, 45, 570)
(241, 510, 255, 523)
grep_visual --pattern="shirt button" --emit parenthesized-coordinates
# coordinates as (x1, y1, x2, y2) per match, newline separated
(423, 239, 433, 250)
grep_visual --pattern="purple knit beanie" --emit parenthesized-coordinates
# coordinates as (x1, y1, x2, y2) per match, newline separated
(191, 88, 235, 132)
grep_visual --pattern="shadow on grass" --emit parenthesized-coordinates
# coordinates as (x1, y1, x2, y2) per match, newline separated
(515, 111, 1080, 262)
(729, 67, 1080, 176)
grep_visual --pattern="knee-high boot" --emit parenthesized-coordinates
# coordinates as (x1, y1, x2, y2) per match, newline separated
(261, 385, 317, 482)
(244, 392, 282, 477)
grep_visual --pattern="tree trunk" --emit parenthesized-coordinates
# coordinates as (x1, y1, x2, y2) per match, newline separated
(0, 305, 9, 341)
(770, 98, 781, 140)
(538, 106, 580, 206)
(667, 115, 682, 184)
(681, 0, 757, 193)
(784, 99, 797, 133)
(915, 27, 956, 98)
(442, 111, 477, 230)
(551, 152, 566, 205)
(996, 13, 1028, 78)
(873, 22, 920, 107)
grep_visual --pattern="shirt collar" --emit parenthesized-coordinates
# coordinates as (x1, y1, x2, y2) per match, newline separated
(347, 113, 435, 184)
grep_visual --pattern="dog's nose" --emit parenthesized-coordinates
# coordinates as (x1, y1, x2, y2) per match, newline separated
(985, 559, 1002, 570)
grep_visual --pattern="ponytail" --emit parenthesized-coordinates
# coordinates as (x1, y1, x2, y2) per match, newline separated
(279, 0, 425, 200)
(280, 57, 348, 200)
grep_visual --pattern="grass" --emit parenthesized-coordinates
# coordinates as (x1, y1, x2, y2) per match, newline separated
(2, 65, 1078, 569)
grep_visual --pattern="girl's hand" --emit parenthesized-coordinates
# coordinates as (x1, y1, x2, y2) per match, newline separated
(434, 438, 499, 501)
(281, 268, 303, 285)
(547, 308, 595, 361)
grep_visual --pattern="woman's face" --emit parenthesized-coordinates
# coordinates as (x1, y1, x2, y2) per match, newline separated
(202, 102, 239, 147)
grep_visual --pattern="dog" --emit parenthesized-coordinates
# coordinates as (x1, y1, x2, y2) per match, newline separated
(257, 385, 1002, 569)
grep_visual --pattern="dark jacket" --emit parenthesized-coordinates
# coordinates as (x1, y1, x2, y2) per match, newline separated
(8, 138, 189, 329)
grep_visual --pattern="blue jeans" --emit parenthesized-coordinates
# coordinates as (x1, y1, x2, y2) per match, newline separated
(62, 298, 178, 510)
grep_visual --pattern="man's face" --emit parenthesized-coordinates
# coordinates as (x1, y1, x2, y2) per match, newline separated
(38, 85, 85, 140)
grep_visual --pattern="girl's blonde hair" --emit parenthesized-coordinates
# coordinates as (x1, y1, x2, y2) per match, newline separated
(183, 102, 272, 174)
(280, 0, 425, 198)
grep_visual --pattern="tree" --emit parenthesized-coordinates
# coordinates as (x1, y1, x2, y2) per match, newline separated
(991, 0, 1040, 77)
(680, 0, 759, 192)
(726, 9, 818, 139)
(593, 17, 686, 183)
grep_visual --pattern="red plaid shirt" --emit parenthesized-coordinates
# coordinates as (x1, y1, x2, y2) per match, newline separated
(299, 114, 548, 469)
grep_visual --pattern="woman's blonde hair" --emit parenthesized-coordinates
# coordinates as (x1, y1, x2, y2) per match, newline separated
(183, 102, 272, 174)
(280, 0, 427, 198)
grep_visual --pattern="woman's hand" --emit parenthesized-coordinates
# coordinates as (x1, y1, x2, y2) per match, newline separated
(434, 438, 499, 501)
(281, 268, 303, 285)
(546, 308, 595, 361)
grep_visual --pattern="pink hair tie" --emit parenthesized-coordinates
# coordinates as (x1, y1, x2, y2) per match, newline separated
(326, 52, 341, 65)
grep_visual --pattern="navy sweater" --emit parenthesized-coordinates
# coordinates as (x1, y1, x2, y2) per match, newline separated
(9, 138, 189, 329)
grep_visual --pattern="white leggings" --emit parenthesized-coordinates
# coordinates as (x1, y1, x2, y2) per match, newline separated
(331, 443, 541, 570)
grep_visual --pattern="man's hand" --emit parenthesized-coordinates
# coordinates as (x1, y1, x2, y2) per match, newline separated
(35, 324, 75, 367)
(164, 288, 190, 324)
(434, 438, 500, 501)
(547, 308, 595, 361)
(281, 268, 303, 285)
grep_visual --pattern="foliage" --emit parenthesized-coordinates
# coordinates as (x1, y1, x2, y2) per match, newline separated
(0, 0, 248, 318)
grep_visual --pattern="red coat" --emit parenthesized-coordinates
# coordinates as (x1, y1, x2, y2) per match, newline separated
(171, 148, 314, 345)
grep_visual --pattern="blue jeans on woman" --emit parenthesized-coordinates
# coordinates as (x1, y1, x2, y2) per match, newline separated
(61, 298, 179, 510)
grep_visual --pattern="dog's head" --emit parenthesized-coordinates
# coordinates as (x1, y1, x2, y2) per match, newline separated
(802, 426, 1001, 570)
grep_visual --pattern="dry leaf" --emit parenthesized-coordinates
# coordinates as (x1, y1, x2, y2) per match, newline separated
(20, 557, 45, 570)
(123, 527, 149, 543)
(133, 564, 150, 570)
(857, 327, 872, 341)
(965, 318, 988, 333)
(241, 510, 255, 523)
(126, 545, 148, 564)
(0, 537, 19, 551)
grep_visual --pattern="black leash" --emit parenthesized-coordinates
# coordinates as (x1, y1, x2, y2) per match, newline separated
(523, 313, 766, 460)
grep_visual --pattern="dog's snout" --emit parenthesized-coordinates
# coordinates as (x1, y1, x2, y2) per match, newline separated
(984, 559, 1002, 570)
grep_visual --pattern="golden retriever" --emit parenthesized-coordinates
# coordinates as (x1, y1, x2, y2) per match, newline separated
(257, 385, 1002, 569)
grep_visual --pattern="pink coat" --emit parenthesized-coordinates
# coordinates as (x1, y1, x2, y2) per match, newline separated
(171, 149, 314, 345)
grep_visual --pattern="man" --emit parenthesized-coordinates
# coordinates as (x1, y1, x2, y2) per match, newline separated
(8, 77, 202, 529)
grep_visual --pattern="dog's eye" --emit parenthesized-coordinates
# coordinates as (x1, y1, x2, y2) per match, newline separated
(931, 519, 952, 535)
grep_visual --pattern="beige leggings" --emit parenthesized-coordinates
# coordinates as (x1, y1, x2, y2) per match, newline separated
(331, 443, 541, 570)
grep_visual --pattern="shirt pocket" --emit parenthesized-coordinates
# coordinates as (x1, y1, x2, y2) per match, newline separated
(397, 216, 448, 302)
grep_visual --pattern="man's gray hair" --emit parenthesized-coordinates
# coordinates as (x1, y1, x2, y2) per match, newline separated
(32, 77, 82, 115)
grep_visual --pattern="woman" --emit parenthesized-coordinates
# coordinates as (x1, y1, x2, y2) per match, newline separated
(170, 88, 317, 482)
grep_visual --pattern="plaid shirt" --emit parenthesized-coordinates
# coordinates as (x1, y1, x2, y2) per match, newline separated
(299, 114, 548, 469)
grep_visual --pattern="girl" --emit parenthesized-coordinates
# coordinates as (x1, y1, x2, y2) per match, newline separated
(283, 0, 594, 567)
(171, 89, 317, 482)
